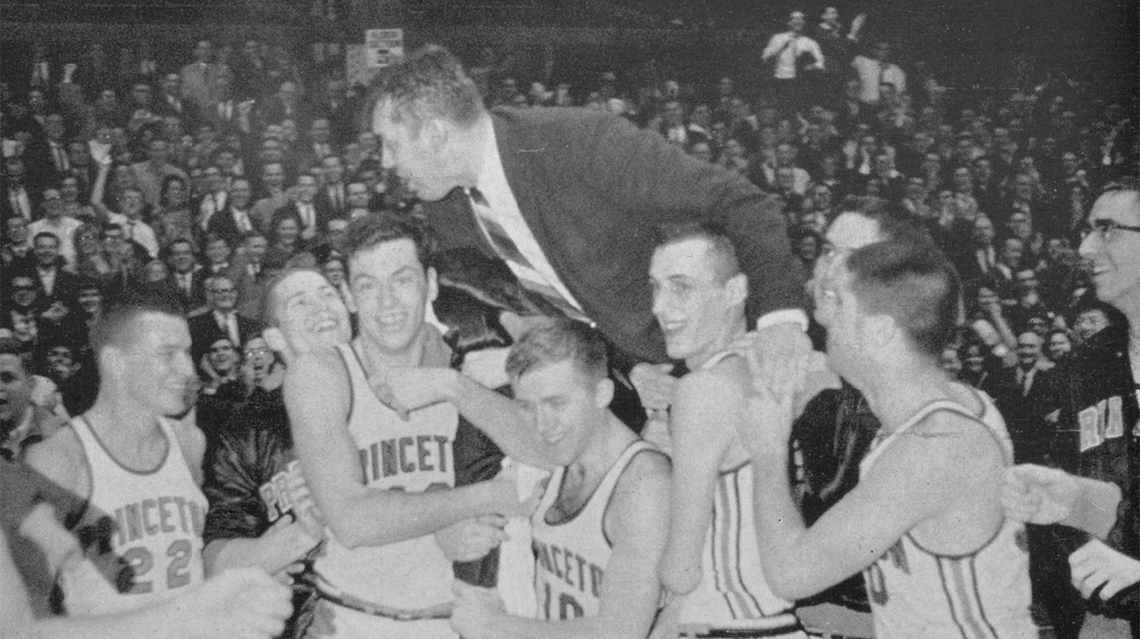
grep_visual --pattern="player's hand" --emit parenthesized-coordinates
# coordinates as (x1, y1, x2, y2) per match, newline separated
(737, 328, 812, 456)
(1001, 464, 1080, 525)
(630, 363, 677, 414)
(434, 515, 509, 562)
(179, 568, 292, 639)
(451, 581, 505, 639)
(366, 366, 454, 421)
(483, 474, 539, 519)
(1070, 539, 1140, 600)
(256, 515, 322, 576)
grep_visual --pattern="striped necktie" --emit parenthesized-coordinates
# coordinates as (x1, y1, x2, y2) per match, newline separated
(467, 187, 587, 322)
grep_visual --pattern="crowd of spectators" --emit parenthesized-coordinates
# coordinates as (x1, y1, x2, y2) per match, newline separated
(3, 11, 1137, 466)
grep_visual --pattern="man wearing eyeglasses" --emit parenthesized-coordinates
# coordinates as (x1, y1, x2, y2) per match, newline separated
(188, 274, 262, 376)
(1003, 183, 1140, 639)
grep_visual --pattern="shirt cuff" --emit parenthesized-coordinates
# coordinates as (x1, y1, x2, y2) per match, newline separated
(756, 309, 809, 332)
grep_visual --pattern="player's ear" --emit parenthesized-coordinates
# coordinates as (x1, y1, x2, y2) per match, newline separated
(594, 377, 614, 408)
(866, 313, 896, 348)
(426, 266, 439, 304)
(725, 273, 748, 308)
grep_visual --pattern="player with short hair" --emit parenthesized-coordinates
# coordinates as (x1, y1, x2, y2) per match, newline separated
(739, 238, 1035, 638)
(284, 213, 524, 637)
(450, 319, 671, 639)
(652, 222, 810, 638)
(25, 287, 209, 615)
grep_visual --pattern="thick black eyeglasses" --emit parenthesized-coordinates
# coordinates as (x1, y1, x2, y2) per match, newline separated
(1081, 219, 1140, 242)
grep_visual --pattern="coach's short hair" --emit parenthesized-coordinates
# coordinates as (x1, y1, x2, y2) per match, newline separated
(845, 239, 961, 360)
(654, 221, 741, 283)
(506, 319, 609, 383)
(374, 44, 485, 134)
(340, 212, 435, 271)
(89, 287, 186, 356)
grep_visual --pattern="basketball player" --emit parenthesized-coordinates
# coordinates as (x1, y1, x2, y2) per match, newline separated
(739, 238, 1036, 638)
(283, 214, 524, 637)
(651, 223, 809, 639)
(2, 508, 291, 639)
(25, 288, 210, 615)
(449, 319, 671, 639)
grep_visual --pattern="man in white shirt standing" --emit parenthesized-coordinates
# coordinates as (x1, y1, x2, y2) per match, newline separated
(761, 11, 825, 116)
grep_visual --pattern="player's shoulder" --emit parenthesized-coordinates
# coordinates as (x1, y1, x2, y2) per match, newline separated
(677, 355, 748, 399)
(24, 420, 87, 495)
(608, 443, 671, 537)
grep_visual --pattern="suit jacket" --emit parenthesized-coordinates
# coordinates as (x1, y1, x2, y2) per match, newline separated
(206, 205, 254, 247)
(166, 269, 210, 313)
(315, 183, 349, 222)
(188, 309, 262, 369)
(420, 107, 807, 363)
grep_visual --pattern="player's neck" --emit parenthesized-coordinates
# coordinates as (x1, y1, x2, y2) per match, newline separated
(83, 398, 165, 451)
(356, 326, 434, 373)
(684, 319, 746, 371)
(569, 412, 636, 481)
(860, 362, 952, 434)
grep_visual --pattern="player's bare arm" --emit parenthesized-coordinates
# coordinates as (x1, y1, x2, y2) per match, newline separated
(659, 365, 746, 596)
(745, 389, 1006, 600)
(453, 451, 671, 639)
(285, 349, 522, 548)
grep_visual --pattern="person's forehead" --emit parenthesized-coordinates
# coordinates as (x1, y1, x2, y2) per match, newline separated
(351, 238, 423, 274)
(277, 271, 332, 304)
(650, 237, 720, 278)
(1090, 191, 1140, 224)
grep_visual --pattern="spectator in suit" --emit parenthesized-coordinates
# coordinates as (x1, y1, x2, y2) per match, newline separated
(207, 177, 256, 246)
(30, 232, 79, 321)
(105, 187, 159, 259)
(181, 40, 230, 110)
(275, 173, 322, 242)
(1, 217, 34, 270)
(188, 273, 261, 372)
(131, 137, 190, 208)
(164, 236, 208, 312)
(251, 162, 289, 232)
(2, 157, 37, 224)
(156, 72, 200, 124)
(232, 230, 270, 319)
(202, 234, 235, 278)
(316, 155, 348, 221)
(26, 188, 81, 269)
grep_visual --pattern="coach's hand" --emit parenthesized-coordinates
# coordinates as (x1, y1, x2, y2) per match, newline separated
(1070, 539, 1140, 600)
(435, 515, 509, 562)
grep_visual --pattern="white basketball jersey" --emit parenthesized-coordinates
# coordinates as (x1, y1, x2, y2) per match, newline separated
(61, 416, 207, 616)
(531, 439, 657, 621)
(858, 388, 1035, 639)
(314, 342, 458, 637)
(677, 352, 806, 637)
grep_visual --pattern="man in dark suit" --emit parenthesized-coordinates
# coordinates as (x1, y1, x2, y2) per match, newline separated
(163, 237, 209, 312)
(371, 44, 807, 369)
(2, 158, 39, 224)
(187, 273, 261, 372)
(206, 178, 256, 247)
(314, 155, 349, 222)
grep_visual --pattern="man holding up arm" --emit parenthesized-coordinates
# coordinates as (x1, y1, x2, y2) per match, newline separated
(738, 238, 1035, 638)
(284, 214, 523, 638)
